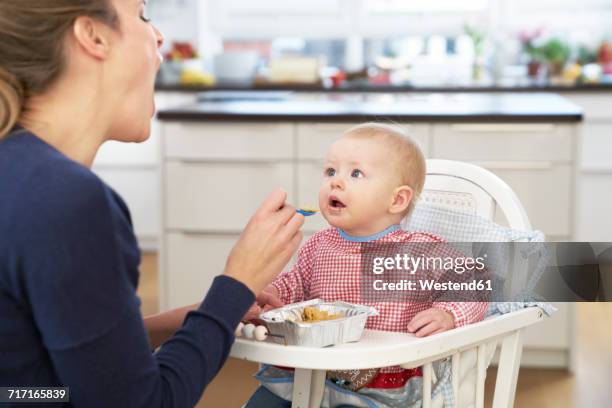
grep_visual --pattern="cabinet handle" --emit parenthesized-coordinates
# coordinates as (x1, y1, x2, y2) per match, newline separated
(307, 123, 359, 133)
(174, 158, 290, 165)
(473, 161, 554, 170)
(177, 230, 242, 236)
(171, 122, 291, 132)
(303, 123, 416, 133)
(450, 124, 555, 133)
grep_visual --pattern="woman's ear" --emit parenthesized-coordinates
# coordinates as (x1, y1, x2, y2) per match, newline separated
(72, 16, 112, 60)
(389, 185, 414, 215)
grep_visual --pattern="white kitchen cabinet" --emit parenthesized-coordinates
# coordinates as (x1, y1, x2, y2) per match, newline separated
(483, 162, 573, 238)
(164, 161, 294, 232)
(577, 174, 612, 241)
(579, 122, 612, 172)
(562, 92, 612, 242)
(163, 122, 294, 161)
(432, 123, 574, 162)
(164, 232, 239, 309)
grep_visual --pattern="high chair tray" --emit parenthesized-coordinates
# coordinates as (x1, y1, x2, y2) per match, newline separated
(230, 307, 543, 370)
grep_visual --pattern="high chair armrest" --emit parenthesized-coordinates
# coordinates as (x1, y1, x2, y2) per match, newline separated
(230, 307, 544, 370)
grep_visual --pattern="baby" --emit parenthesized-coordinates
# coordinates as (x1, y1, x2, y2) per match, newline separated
(246, 123, 488, 408)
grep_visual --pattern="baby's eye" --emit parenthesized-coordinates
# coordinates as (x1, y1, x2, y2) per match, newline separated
(325, 167, 336, 177)
(351, 169, 364, 178)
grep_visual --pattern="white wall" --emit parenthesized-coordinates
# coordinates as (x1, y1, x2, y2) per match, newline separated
(193, 0, 612, 38)
(148, 0, 200, 52)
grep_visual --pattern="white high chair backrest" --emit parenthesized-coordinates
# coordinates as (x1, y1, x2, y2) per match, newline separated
(420, 159, 532, 231)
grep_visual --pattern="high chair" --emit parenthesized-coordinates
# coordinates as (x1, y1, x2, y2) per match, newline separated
(231, 159, 547, 408)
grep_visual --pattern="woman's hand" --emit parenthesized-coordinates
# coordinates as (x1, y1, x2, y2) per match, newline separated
(243, 289, 284, 321)
(407, 307, 455, 337)
(223, 188, 304, 295)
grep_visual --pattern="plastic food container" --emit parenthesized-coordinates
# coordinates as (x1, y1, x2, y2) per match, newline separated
(260, 299, 378, 347)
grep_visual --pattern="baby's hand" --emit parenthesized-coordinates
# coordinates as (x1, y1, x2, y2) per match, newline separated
(407, 308, 455, 337)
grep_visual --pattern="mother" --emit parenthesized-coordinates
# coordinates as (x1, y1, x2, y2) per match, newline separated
(0, 1, 303, 406)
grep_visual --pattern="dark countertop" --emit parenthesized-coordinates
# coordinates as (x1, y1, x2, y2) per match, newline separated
(157, 92, 583, 123)
(156, 80, 612, 94)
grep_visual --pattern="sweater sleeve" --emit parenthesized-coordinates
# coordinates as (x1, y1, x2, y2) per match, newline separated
(18, 167, 254, 407)
(49, 276, 253, 408)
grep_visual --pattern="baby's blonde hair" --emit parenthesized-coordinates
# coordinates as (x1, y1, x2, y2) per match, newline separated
(343, 122, 426, 216)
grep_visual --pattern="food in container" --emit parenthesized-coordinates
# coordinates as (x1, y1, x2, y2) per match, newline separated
(302, 306, 343, 322)
(260, 299, 378, 347)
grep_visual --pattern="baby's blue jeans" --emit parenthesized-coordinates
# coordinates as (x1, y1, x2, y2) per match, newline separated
(245, 385, 360, 408)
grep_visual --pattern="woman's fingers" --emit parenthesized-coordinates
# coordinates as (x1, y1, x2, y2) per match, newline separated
(223, 188, 304, 295)
(256, 188, 287, 215)
(287, 229, 303, 257)
(243, 304, 262, 321)
(274, 202, 296, 224)
(278, 212, 304, 243)
(256, 291, 284, 309)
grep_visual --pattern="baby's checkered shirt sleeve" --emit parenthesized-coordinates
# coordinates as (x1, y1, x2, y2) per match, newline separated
(431, 301, 488, 327)
(272, 232, 321, 304)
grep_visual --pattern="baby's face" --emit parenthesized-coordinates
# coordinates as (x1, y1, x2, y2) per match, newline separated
(319, 136, 402, 236)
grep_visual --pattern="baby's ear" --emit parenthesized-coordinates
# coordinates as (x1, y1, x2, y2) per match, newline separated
(389, 186, 413, 215)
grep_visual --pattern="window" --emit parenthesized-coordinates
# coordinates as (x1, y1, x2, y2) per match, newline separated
(364, 0, 488, 13)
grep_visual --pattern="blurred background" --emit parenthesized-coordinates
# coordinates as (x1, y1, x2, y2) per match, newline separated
(149, 0, 612, 89)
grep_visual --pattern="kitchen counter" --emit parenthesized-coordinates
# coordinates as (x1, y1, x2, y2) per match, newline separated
(156, 80, 612, 94)
(157, 92, 582, 123)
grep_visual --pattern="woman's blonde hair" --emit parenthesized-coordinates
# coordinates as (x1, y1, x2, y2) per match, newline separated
(0, 0, 118, 139)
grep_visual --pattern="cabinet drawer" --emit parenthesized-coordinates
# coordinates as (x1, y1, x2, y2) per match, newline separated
(577, 174, 612, 241)
(296, 123, 430, 160)
(163, 122, 294, 160)
(164, 232, 239, 309)
(479, 162, 573, 237)
(164, 161, 294, 231)
(433, 123, 574, 162)
(579, 122, 612, 171)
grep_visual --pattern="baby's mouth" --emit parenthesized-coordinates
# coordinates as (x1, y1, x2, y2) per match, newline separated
(329, 196, 346, 209)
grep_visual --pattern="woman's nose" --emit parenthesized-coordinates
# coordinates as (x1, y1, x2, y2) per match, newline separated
(153, 25, 165, 49)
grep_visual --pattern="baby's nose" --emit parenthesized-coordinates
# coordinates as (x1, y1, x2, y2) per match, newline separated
(331, 177, 344, 189)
